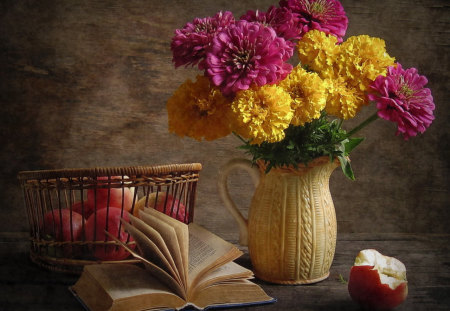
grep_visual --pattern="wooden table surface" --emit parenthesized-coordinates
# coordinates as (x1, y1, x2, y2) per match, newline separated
(1, 232, 449, 311)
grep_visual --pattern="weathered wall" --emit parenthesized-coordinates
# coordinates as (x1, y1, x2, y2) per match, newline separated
(1, 0, 449, 239)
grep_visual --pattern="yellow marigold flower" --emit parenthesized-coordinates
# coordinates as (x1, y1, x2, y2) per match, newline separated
(167, 75, 233, 141)
(324, 77, 366, 119)
(337, 35, 395, 92)
(231, 85, 293, 145)
(297, 30, 340, 77)
(279, 66, 327, 126)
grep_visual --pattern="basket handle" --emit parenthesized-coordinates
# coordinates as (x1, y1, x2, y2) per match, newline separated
(217, 159, 260, 246)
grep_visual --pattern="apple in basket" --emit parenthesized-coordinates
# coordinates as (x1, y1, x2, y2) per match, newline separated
(348, 249, 408, 310)
(85, 207, 134, 261)
(132, 192, 188, 222)
(42, 209, 84, 256)
(43, 209, 84, 241)
(71, 200, 94, 219)
(87, 176, 134, 214)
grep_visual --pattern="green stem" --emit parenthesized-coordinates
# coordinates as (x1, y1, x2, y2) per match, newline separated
(346, 112, 379, 138)
(233, 132, 246, 143)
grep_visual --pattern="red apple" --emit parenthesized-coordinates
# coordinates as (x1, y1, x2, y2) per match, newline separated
(87, 176, 134, 213)
(71, 200, 94, 219)
(42, 209, 83, 241)
(85, 207, 133, 261)
(132, 192, 188, 222)
(348, 249, 408, 310)
(42, 209, 84, 257)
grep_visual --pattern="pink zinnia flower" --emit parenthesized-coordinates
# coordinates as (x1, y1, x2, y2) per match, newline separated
(368, 63, 435, 140)
(205, 20, 293, 95)
(240, 6, 302, 43)
(171, 11, 235, 69)
(279, 0, 348, 42)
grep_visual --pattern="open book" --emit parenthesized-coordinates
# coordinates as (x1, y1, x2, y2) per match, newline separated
(71, 207, 274, 311)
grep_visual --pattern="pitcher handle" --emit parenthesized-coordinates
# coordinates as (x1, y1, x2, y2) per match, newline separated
(217, 159, 260, 246)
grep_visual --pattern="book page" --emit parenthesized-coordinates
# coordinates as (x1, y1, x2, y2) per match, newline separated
(140, 208, 189, 286)
(193, 261, 253, 293)
(187, 223, 243, 291)
(190, 280, 274, 310)
(121, 220, 181, 285)
(106, 225, 186, 299)
(71, 267, 114, 311)
(128, 214, 182, 284)
(72, 264, 186, 311)
(89, 264, 173, 300)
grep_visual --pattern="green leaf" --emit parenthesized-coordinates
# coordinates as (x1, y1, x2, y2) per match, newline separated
(287, 140, 295, 150)
(343, 137, 364, 155)
(338, 156, 355, 180)
(236, 111, 361, 175)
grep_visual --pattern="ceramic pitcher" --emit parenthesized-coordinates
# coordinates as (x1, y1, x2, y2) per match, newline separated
(217, 156, 339, 284)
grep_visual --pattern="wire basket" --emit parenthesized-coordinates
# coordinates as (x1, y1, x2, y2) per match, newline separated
(18, 163, 202, 274)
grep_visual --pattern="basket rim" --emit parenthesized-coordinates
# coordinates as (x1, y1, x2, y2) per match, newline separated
(18, 162, 202, 181)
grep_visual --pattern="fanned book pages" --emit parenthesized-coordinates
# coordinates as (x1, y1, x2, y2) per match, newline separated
(71, 208, 275, 311)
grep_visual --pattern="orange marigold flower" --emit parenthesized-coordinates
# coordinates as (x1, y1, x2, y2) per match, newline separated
(324, 77, 365, 119)
(337, 35, 395, 92)
(279, 66, 327, 126)
(297, 30, 340, 78)
(231, 85, 293, 144)
(167, 75, 233, 141)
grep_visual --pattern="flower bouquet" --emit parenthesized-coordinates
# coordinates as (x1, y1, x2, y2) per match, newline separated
(167, 0, 435, 180)
(166, 0, 436, 285)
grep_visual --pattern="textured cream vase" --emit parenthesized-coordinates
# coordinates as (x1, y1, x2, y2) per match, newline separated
(218, 156, 339, 285)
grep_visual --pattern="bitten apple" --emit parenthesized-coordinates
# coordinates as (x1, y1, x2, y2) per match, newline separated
(132, 192, 188, 222)
(87, 176, 134, 213)
(348, 249, 408, 310)
(85, 207, 134, 261)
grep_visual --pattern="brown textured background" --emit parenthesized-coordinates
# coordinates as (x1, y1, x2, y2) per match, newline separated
(1, 0, 449, 241)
